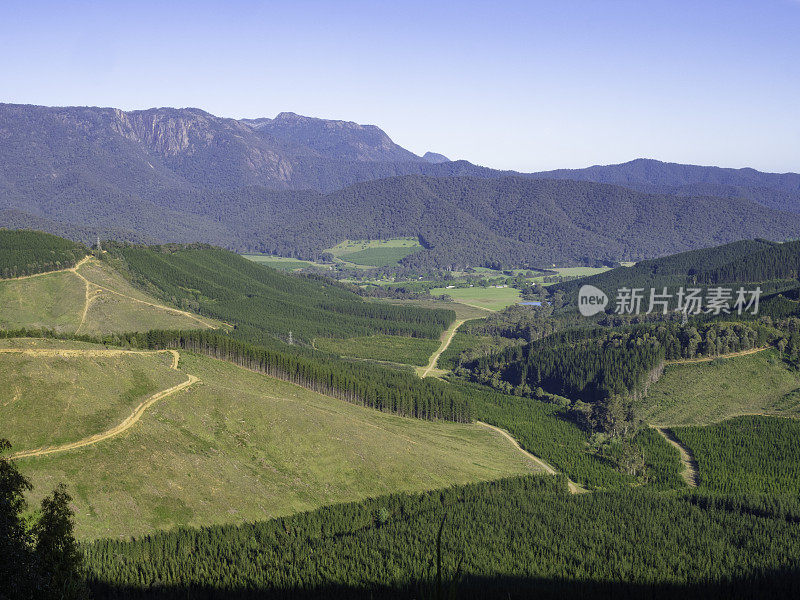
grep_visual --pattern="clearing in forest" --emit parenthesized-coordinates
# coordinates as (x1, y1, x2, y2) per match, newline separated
(7, 341, 545, 539)
(640, 349, 800, 426)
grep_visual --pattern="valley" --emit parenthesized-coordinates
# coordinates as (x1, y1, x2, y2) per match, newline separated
(3, 102, 800, 598)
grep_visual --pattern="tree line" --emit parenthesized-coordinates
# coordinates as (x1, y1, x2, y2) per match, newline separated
(1, 440, 86, 600)
(0, 328, 472, 423)
(80, 474, 800, 599)
(111, 244, 454, 343)
(0, 229, 87, 279)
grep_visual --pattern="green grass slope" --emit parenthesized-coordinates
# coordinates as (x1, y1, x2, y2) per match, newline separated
(0, 338, 183, 451)
(314, 334, 440, 366)
(0, 270, 86, 332)
(0, 257, 220, 334)
(640, 350, 800, 426)
(429, 285, 521, 311)
(11, 343, 542, 539)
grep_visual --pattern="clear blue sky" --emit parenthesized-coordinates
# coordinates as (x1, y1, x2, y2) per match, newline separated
(1, 0, 798, 172)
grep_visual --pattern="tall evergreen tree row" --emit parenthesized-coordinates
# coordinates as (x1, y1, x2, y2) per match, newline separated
(112, 244, 454, 342)
(0, 230, 87, 279)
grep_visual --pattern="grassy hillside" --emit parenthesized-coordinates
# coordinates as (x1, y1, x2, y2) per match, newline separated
(0, 229, 87, 278)
(11, 343, 542, 539)
(0, 338, 183, 451)
(315, 334, 440, 366)
(0, 256, 219, 334)
(0, 270, 86, 332)
(640, 350, 800, 426)
(115, 244, 454, 343)
(673, 416, 800, 495)
(328, 238, 423, 267)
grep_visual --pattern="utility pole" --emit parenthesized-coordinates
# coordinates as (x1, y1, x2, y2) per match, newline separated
(288, 330, 293, 345)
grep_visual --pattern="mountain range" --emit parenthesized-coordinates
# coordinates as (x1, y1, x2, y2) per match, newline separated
(1, 102, 798, 268)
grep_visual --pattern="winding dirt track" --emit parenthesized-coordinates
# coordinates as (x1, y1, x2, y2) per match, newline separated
(476, 421, 587, 494)
(7, 349, 198, 460)
(421, 319, 465, 378)
(666, 346, 767, 365)
(71, 259, 219, 330)
(653, 427, 698, 487)
(2, 255, 92, 281)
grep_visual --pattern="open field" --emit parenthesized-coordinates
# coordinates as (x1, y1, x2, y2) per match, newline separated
(0, 257, 221, 334)
(12, 344, 544, 539)
(429, 285, 521, 311)
(315, 334, 440, 366)
(241, 255, 319, 271)
(0, 339, 183, 453)
(550, 266, 610, 278)
(379, 298, 491, 321)
(327, 238, 423, 267)
(640, 349, 800, 426)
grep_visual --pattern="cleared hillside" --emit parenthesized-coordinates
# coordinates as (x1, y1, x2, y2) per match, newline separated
(0, 338, 185, 452)
(0, 255, 220, 334)
(8, 342, 543, 539)
(640, 350, 800, 426)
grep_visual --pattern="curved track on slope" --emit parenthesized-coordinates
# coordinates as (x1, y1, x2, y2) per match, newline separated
(73, 258, 219, 330)
(654, 427, 699, 487)
(421, 319, 465, 378)
(476, 421, 587, 494)
(7, 349, 198, 460)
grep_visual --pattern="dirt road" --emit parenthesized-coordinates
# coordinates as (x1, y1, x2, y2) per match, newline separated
(421, 319, 465, 378)
(1, 255, 92, 281)
(7, 349, 198, 460)
(666, 346, 767, 365)
(476, 421, 587, 494)
(654, 427, 698, 487)
(72, 259, 218, 329)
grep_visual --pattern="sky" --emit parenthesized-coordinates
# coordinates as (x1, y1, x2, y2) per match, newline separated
(1, 0, 798, 173)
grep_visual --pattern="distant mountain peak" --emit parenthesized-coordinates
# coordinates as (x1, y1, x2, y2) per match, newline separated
(422, 151, 449, 164)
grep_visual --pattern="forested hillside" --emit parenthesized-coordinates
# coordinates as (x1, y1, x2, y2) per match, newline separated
(0, 229, 87, 278)
(552, 238, 800, 301)
(536, 158, 800, 212)
(4, 105, 800, 269)
(212, 176, 800, 269)
(465, 321, 776, 435)
(83, 475, 800, 599)
(111, 244, 453, 343)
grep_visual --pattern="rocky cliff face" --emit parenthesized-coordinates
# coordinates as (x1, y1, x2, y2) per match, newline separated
(243, 111, 422, 163)
(0, 103, 432, 194)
